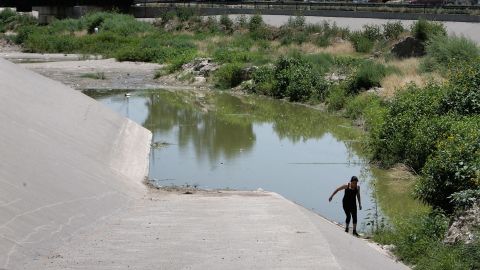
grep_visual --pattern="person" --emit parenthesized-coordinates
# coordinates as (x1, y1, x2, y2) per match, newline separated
(328, 176, 362, 236)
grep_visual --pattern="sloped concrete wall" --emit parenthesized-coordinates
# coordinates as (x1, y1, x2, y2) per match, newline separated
(0, 58, 152, 269)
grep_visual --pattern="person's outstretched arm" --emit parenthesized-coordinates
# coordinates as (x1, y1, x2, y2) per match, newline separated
(357, 186, 362, 210)
(329, 184, 347, 202)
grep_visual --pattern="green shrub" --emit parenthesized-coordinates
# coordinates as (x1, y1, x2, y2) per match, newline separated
(326, 85, 348, 111)
(345, 61, 391, 94)
(422, 35, 479, 73)
(382, 21, 405, 40)
(304, 53, 335, 74)
(362, 24, 383, 41)
(214, 63, 244, 89)
(449, 189, 480, 210)
(176, 7, 196, 22)
(274, 57, 329, 102)
(349, 31, 374, 53)
(248, 14, 264, 33)
(236, 14, 248, 29)
(416, 116, 480, 212)
(374, 211, 449, 265)
(371, 83, 446, 168)
(219, 14, 233, 33)
(251, 65, 275, 95)
(441, 58, 480, 115)
(411, 19, 446, 42)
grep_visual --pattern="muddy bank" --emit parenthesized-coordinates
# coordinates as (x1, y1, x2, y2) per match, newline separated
(0, 51, 210, 91)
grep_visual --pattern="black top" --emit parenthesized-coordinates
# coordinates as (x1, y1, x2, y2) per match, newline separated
(342, 183, 358, 207)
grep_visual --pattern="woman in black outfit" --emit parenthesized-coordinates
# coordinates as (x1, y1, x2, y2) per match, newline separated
(328, 176, 362, 236)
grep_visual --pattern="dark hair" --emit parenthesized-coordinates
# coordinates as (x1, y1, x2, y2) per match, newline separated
(350, 176, 359, 182)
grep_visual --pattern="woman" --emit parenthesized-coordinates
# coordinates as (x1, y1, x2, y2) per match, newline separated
(328, 176, 362, 236)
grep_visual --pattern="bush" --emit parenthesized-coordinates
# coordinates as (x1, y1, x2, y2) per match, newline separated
(441, 58, 480, 115)
(411, 19, 446, 42)
(236, 14, 248, 29)
(371, 83, 446, 168)
(273, 57, 329, 101)
(362, 24, 383, 41)
(345, 61, 391, 94)
(422, 35, 479, 73)
(219, 14, 233, 33)
(326, 85, 348, 111)
(416, 116, 480, 212)
(349, 31, 374, 53)
(252, 57, 329, 102)
(248, 14, 264, 33)
(176, 7, 196, 22)
(382, 21, 405, 40)
(251, 65, 275, 95)
(214, 63, 244, 89)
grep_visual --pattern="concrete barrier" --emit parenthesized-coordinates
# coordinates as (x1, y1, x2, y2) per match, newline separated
(0, 58, 151, 269)
(133, 6, 480, 22)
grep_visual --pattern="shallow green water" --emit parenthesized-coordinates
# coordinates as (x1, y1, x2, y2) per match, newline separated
(90, 89, 391, 230)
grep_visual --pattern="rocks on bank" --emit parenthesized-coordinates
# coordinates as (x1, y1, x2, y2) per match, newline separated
(444, 199, 480, 245)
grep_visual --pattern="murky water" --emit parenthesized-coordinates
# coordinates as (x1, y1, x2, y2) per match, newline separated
(89, 89, 384, 230)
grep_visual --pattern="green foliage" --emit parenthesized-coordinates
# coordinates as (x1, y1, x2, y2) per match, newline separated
(362, 24, 383, 41)
(251, 65, 275, 96)
(441, 58, 480, 115)
(411, 19, 446, 42)
(422, 35, 479, 73)
(349, 31, 374, 53)
(0, 9, 36, 33)
(214, 63, 244, 89)
(449, 189, 480, 210)
(416, 116, 480, 212)
(371, 83, 446, 169)
(175, 7, 196, 22)
(274, 57, 329, 102)
(248, 14, 264, 33)
(345, 61, 392, 94)
(382, 21, 405, 40)
(326, 85, 348, 111)
(252, 57, 329, 102)
(236, 14, 248, 29)
(303, 53, 335, 74)
(219, 14, 233, 33)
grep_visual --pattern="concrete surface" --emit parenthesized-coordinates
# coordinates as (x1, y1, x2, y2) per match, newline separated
(237, 15, 480, 43)
(0, 58, 408, 270)
(24, 190, 409, 270)
(0, 58, 152, 269)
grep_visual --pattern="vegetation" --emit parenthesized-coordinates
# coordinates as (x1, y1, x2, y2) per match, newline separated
(2, 9, 479, 269)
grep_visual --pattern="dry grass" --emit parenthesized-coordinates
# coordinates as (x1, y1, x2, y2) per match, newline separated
(276, 41, 355, 56)
(380, 58, 444, 98)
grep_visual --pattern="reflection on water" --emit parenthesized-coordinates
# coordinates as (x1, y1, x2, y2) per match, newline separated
(92, 90, 382, 230)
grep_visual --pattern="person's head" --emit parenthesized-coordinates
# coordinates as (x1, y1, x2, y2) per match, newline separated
(350, 176, 359, 188)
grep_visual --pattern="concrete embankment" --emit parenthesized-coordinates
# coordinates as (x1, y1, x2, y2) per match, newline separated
(0, 58, 408, 269)
(0, 58, 152, 269)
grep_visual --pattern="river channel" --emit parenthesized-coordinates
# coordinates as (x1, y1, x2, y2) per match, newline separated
(88, 89, 385, 231)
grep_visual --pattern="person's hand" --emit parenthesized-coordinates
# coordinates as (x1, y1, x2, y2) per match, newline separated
(328, 196, 332, 202)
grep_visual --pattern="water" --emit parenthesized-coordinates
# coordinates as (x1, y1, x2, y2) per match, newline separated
(89, 89, 382, 230)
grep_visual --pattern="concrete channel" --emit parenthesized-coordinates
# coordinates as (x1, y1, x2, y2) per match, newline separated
(0, 58, 408, 269)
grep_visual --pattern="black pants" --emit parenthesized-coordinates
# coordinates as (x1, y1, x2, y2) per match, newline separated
(343, 203, 357, 225)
